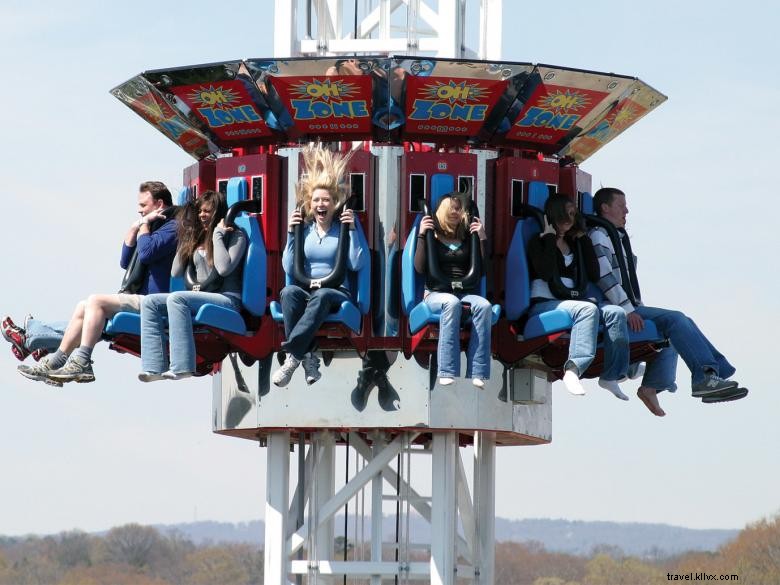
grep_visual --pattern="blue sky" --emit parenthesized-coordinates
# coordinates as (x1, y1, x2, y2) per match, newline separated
(0, 0, 778, 536)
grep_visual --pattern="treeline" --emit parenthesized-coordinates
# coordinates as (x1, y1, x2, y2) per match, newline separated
(1, 515, 778, 585)
(0, 524, 262, 585)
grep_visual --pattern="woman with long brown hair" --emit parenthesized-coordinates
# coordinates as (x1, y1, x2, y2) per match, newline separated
(139, 190, 247, 381)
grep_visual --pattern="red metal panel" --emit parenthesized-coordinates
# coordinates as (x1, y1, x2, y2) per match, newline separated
(403, 76, 508, 140)
(271, 76, 374, 137)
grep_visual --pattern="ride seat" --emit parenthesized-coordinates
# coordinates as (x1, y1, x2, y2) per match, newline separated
(192, 177, 266, 334)
(104, 177, 267, 337)
(401, 173, 501, 335)
(503, 181, 572, 339)
(269, 219, 370, 334)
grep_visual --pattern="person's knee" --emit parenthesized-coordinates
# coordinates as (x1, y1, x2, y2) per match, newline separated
(579, 303, 598, 319)
(664, 310, 687, 326)
(602, 306, 627, 324)
(281, 285, 306, 304)
(471, 297, 491, 314)
(440, 296, 461, 316)
(167, 292, 188, 308)
(85, 294, 102, 310)
(74, 300, 87, 318)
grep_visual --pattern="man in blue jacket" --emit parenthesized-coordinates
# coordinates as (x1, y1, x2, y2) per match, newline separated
(19, 181, 178, 386)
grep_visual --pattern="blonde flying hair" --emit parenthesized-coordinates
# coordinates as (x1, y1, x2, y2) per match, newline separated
(434, 195, 469, 239)
(296, 143, 353, 221)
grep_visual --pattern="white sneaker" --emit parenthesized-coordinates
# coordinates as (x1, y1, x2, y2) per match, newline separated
(301, 353, 322, 385)
(138, 371, 166, 383)
(439, 377, 455, 386)
(562, 370, 585, 396)
(272, 355, 301, 387)
(598, 378, 629, 401)
(162, 370, 193, 381)
(472, 378, 485, 389)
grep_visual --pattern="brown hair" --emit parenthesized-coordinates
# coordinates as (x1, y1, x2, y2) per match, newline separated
(176, 190, 228, 267)
(139, 181, 173, 206)
(593, 187, 625, 217)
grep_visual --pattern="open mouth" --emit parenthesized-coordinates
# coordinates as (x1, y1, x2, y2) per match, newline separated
(315, 209, 328, 219)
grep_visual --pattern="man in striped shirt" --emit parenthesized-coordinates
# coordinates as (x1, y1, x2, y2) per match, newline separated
(589, 187, 744, 416)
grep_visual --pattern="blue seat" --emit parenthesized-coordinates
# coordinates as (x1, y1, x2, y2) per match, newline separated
(269, 219, 370, 334)
(105, 177, 267, 338)
(401, 173, 501, 335)
(503, 181, 572, 339)
(192, 177, 266, 334)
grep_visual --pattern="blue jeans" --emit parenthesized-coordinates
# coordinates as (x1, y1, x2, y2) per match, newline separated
(25, 319, 67, 352)
(141, 291, 242, 374)
(635, 305, 735, 391)
(280, 285, 350, 360)
(424, 292, 492, 380)
(599, 304, 630, 382)
(529, 299, 601, 377)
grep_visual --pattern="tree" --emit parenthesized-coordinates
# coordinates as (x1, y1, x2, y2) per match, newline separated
(102, 524, 166, 569)
(583, 554, 665, 585)
(181, 547, 250, 585)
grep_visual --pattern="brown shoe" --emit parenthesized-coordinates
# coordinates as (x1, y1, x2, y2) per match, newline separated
(637, 386, 666, 417)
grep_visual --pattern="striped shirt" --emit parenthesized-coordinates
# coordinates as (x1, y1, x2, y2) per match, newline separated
(588, 226, 640, 313)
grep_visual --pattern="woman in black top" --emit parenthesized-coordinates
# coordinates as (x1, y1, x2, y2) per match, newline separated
(527, 194, 630, 398)
(414, 194, 491, 388)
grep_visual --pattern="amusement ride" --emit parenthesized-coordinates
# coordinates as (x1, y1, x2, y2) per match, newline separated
(105, 1, 673, 583)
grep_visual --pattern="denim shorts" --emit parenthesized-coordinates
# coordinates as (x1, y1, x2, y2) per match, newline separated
(117, 293, 142, 313)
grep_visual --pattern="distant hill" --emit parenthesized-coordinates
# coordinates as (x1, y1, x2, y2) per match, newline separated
(153, 516, 738, 558)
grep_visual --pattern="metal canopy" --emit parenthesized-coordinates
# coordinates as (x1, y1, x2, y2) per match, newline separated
(111, 56, 666, 163)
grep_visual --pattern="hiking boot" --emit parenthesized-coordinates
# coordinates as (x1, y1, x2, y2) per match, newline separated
(691, 373, 738, 397)
(272, 354, 300, 387)
(48, 355, 95, 383)
(301, 353, 322, 385)
(2, 316, 29, 361)
(18, 359, 63, 388)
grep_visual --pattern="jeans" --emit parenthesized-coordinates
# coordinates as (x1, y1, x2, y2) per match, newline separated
(424, 292, 492, 380)
(528, 299, 601, 377)
(141, 291, 242, 374)
(280, 285, 350, 360)
(635, 305, 735, 390)
(25, 319, 67, 352)
(599, 304, 630, 382)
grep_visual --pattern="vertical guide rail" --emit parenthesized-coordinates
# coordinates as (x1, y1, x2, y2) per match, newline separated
(370, 432, 386, 585)
(265, 431, 291, 585)
(430, 432, 458, 585)
(474, 431, 496, 585)
(316, 431, 337, 584)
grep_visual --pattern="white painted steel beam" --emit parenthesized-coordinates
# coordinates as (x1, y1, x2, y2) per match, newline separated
(431, 432, 457, 585)
(289, 433, 416, 555)
(370, 433, 386, 585)
(265, 432, 291, 585)
(474, 431, 496, 585)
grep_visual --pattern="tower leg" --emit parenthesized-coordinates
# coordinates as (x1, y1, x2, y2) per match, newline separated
(314, 430, 336, 583)
(431, 431, 457, 585)
(474, 431, 496, 585)
(265, 431, 291, 585)
(371, 432, 386, 585)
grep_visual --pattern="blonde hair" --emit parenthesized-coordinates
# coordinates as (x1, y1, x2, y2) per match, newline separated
(434, 195, 468, 239)
(296, 143, 352, 221)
